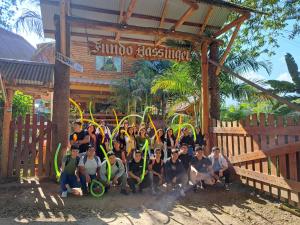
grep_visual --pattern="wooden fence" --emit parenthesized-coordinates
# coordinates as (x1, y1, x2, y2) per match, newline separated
(8, 114, 53, 178)
(211, 114, 300, 207)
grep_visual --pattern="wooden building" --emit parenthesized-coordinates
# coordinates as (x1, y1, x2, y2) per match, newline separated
(33, 41, 136, 113)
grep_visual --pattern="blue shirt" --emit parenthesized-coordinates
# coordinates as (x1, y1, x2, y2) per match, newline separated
(212, 159, 221, 172)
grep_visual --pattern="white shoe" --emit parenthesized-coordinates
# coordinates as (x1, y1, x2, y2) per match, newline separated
(66, 185, 72, 193)
(61, 191, 68, 198)
(180, 189, 186, 197)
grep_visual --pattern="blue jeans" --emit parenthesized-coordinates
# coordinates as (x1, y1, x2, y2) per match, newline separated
(79, 174, 97, 192)
(60, 172, 80, 192)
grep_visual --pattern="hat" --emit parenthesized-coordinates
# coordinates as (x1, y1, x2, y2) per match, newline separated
(107, 151, 115, 157)
(171, 148, 179, 154)
(88, 144, 95, 150)
(134, 149, 142, 154)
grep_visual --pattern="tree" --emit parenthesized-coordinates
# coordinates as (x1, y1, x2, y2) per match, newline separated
(228, 0, 300, 57)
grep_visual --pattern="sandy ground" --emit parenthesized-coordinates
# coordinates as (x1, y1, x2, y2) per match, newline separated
(0, 178, 299, 225)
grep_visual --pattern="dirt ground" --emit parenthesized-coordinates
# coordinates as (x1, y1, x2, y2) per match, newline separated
(0, 178, 299, 225)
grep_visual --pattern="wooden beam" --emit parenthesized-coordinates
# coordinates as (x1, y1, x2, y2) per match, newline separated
(234, 167, 300, 191)
(0, 73, 7, 103)
(68, 16, 219, 44)
(59, 0, 69, 54)
(159, 0, 169, 28)
(122, 0, 138, 23)
(1, 89, 14, 177)
(229, 142, 300, 164)
(41, 0, 221, 30)
(209, 60, 300, 112)
(215, 22, 242, 75)
(155, 4, 198, 46)
(45, 29, 156, 45)
(198, 6, 213, 35)
(115, 0, 125, 41)
(201, 42, 210, 153)
(213, 14, 249, 37)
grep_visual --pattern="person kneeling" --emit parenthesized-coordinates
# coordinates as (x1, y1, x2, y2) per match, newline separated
(100, 151, 128, 195)
(208, 146, 230, 191)
(79, 145, 101, 195)
(128, 150, 150, 193)
(148, 148, 164, 195)
(190, 146, 215, 192)
(164, 148, 188, 197)
(60, 145, 81, 198)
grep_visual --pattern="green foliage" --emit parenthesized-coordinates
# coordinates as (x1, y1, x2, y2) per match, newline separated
(12, 90, 33, 118)
(228, 0, 300, 57)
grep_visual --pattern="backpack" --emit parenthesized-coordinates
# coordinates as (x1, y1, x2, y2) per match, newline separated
(82, 154, 100, 166)
(65, 155, 80, 167)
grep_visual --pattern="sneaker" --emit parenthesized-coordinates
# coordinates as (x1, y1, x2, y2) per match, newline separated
(120, 189, 129, 195)
(225, 184, 230, 191)
(66, 185, 72, 193)
(180, 189, 186, 197)
(61, 191, 68, 198)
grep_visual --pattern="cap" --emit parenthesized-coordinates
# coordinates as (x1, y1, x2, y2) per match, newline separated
(107, 151, 115, 157)
(134, 149, 142, 154)
(212, 146, 220, 152)
(88, 144, 95, 150)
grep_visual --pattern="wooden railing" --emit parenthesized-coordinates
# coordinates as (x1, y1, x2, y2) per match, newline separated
(211, 113, 300, 207)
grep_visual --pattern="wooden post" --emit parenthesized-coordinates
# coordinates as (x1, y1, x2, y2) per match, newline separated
(209, 41, 220, 120)
(52, 0, 71, 173)
(201, 42, 210, 153)
(1, 89, 14, 177)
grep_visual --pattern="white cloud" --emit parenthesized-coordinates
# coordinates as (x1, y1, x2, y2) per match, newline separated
(277, 72, 293, 82)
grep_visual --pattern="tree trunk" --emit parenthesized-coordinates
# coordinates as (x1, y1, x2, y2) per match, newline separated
(209, 42, 220, 120)
(52, 15, 70, 168)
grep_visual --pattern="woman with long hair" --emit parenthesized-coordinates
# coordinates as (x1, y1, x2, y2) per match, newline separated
(125, 126, 136, 161)
(165, 127, 176, 158)
(151, 129, 167, 162)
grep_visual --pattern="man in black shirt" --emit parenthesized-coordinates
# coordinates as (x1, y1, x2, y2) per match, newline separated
(128, 150, 150, 193)
(178, 144, 192, 174)
(179, 127, 195, 156)
(190, 146, 214, 191)
(165, 148, 188, 197)
(69, 121, 90, 154)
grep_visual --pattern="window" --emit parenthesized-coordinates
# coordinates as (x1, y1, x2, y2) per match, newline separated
(95, 56, 122, 72)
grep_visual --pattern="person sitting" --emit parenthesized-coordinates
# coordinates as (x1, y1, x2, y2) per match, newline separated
(151, 129, 167, 162)
(69, 121, 90, 154)
(195, 127, 206, 147)
(179, 127, 195, 156)
(135, 126, 149, 151)
(178, 144, 192, 175)
(78, 145, 101, 195)
(60, 145, 81, 198)
(190, 146, 215, 192)
(208, 146, 230, 191)
(164, 148, 188, 197)
(148, 148, 164, 195)
(100, 151, 128, 195)
(128, 150, 150, 193)
(112, 139, 126, 165)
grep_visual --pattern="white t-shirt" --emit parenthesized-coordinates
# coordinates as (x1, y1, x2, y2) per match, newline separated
(79, 156, 101, 175)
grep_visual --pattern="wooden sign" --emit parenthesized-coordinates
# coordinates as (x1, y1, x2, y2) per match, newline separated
(88, 40, 191, 62)
(56, 52, 84, 72)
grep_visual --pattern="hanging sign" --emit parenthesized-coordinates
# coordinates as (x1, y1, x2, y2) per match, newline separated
(56, 52, 84, 72)
(88, 40, 191, 62)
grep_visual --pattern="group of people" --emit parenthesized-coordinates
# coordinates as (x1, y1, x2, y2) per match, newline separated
(60, 120, 230, 198)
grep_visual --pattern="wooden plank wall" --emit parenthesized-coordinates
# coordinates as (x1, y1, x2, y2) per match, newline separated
(7, 114, 53, 178)
(211, 113, 300, 207)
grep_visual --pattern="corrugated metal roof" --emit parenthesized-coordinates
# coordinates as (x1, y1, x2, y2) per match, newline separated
(0, 58, 54, 87)
(41, 0, 253, 44)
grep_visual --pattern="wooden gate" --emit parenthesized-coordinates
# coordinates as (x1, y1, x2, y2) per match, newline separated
(211, 114, 300, 207)
(8, 114, 53, 178)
